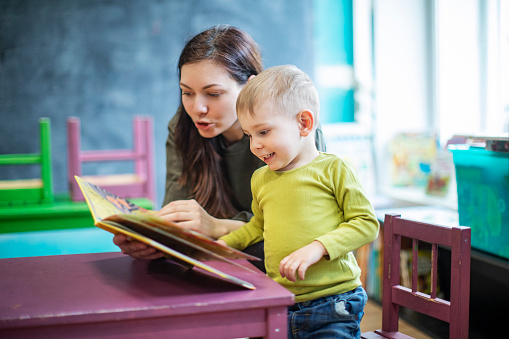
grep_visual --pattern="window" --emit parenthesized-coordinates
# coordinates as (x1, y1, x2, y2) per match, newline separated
(364, 0, 508, 206)
(319, 0, 507, 206)
(434, 0, 509, 144)
(313, 0, 355, 123)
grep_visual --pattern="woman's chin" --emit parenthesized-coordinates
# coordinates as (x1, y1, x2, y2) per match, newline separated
(196, 128, 218, 139)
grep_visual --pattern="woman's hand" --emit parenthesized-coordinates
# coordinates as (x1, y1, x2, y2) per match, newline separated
(216, 239, 227, 246)
(113, 233, 165, 260)
(279, 241, 328, 282)
(156, 199, 224, 238)
(112, 199, 245, 260)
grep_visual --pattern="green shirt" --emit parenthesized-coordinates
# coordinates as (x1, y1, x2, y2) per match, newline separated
(162, 108, 327, 222)
(220, 153, 379, 302)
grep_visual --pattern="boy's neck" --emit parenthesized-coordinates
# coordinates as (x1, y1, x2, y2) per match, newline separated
(281, 140, 320, 172)
(299, 144, 320, 166)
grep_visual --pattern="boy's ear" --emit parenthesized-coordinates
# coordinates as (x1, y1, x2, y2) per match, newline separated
(297, 110, 314, 137)
(247, 74, 256, 82)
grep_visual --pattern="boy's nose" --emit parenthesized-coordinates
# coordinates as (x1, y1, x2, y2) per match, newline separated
(250, 139, 263, 153)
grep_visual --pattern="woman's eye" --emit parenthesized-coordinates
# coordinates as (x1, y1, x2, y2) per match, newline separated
(182, 92, 192, 96)
(208, 93, 221, 97)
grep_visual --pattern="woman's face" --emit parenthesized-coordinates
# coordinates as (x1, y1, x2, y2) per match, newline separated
(180, 60, 245, 144)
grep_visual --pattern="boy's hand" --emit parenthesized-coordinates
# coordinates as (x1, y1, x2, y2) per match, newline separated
(279, 241, 328, 282)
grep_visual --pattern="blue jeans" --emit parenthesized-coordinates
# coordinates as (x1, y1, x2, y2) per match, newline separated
(287, 286, 367, 339)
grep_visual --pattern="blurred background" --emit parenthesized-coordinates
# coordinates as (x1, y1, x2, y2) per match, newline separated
(1, 1, 508, 338)
(1, 0, 507, 209)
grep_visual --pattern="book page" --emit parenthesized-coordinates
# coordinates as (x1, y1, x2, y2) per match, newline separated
(105, 214, 260, 263)
(75, 175, 153, 222)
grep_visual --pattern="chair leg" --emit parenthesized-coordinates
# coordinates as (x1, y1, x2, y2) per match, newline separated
(40, 118, 54, 203)
(67, 117, 83, 201)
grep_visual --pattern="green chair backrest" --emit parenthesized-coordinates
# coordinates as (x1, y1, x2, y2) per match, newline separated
(0, 118, 54, 206)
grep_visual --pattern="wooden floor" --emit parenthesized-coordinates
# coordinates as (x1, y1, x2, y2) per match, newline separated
(361, 300, 433, 339)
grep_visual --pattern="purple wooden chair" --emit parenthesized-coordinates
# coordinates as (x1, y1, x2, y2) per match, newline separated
(67, 116, 155, 204)
(361, 214, 471, 339)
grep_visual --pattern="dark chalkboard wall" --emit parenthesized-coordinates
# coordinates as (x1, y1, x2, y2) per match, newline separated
(0, 0, 314, 207)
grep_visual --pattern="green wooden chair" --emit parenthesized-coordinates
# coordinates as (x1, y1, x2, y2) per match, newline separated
(0, 118, 54, 206)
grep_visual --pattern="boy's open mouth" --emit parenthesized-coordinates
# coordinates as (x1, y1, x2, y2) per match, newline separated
(262, 153, 274, 162)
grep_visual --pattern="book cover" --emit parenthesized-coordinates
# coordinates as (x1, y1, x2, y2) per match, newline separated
(75, 176, 260, 289)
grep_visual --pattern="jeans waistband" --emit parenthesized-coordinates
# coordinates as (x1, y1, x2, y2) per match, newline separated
(288, 286, 364, 312)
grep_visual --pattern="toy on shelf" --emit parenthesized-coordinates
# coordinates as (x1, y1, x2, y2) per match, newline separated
(0, 118, 54, 206)
(67, 116, 156, 204)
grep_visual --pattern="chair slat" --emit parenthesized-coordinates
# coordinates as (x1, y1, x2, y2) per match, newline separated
(0, 154, 41, 165)
(411, 239, 418, 293)
(392, 286, 450, 322)
(81, 150, 140, 162)
(393, 218, 453, 246)
(430, 243, 438, 299)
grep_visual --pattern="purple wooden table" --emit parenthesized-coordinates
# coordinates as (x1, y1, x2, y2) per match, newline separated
(0, 252, 294, 338)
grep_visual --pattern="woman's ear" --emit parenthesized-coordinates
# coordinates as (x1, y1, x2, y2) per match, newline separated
(247, 74, 256, 82)
(297, 110, 314, 137)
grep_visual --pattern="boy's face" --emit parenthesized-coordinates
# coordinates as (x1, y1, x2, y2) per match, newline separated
(239, 103, 306, 172)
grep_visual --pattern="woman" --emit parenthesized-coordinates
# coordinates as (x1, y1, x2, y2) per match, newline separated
(114, 25, 326, 264)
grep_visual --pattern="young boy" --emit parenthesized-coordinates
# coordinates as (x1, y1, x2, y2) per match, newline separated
(218, 65, 379, 338)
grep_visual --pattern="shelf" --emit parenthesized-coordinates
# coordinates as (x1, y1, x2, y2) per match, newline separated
(375, 205, 459, 227)
(380, 186, 458, 210)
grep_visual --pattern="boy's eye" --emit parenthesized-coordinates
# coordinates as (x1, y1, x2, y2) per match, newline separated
(259, 130, 269, 135)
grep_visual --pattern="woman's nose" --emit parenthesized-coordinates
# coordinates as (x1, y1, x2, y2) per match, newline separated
(193, 96, 208, 115)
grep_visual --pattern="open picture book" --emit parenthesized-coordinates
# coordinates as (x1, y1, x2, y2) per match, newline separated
(75, 176, 260, 290)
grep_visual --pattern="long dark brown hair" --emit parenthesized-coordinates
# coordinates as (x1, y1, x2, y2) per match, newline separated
(175, 25, 263, 219)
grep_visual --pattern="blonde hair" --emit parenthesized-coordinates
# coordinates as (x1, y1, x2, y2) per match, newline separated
(236, 65, 320, 126)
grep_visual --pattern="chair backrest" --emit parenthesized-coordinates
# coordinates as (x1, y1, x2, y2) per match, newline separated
(0, 118, 54, 206)
(67, 116, 155, 204)
(362, 213, 471, 339)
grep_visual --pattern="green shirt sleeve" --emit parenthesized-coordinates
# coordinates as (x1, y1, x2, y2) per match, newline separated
(315, 159, 379, 260)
